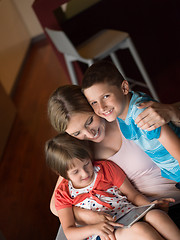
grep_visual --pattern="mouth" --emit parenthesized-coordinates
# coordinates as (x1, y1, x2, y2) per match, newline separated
(94, 129, 99, 138)
(103, 108, 113, 116)
(92, 128, 101, 140)
(82, 176, 90, 181)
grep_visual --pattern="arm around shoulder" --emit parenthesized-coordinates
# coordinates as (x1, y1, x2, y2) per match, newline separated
(135, 101, 180, 130)
(171, 102, 180, 126)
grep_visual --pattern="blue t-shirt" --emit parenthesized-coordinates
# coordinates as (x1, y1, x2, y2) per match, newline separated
(117, 91, 180, 182)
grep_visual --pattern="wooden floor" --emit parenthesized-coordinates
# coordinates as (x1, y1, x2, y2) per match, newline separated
(0, 39, 69, 240)
(0, 38, 179, 240)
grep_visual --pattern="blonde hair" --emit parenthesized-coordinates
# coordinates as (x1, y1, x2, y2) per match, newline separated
(48, 85, 93, 133)
(45, 133, 92, 179)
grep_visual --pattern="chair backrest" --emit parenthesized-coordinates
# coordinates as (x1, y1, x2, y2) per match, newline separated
(45, 27, 80, 58)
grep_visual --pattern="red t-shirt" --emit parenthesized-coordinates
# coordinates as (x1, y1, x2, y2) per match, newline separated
(55, 160, 126, 211)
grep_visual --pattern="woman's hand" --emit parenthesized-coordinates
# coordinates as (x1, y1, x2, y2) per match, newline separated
(135, 101, 180, 130)
(152, 198, 175, 212)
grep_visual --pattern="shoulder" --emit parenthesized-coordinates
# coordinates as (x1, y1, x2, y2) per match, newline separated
(129, 91, 154, 119)
(94, 159, 118, 168)
(55, 178, 69, 194)
(94, 160, 126, 188)
(94, 160, 126, 177)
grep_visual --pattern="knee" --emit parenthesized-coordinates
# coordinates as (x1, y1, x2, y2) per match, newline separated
(131, 221, 150, 235)
(144, 209, 167, 222)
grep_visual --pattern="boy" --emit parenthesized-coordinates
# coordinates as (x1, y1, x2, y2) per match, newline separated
(82, 61, 180, 185)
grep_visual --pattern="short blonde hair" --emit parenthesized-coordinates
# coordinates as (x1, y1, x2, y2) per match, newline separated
(48, 85, 93, 133)
(45, 133, 93, 179)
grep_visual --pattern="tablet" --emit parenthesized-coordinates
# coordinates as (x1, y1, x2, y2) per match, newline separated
(116, 204, 155, 228)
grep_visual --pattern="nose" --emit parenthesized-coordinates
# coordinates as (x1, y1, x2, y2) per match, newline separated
(83, 127, 97, 139)
(98, 100, 107, 113)
(81, 168, 89, 178)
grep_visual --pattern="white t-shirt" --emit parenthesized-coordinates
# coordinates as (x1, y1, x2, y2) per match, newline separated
(109, 127, 180, 204)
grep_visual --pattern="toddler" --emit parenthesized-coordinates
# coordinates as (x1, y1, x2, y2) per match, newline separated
(45, 133, 180, 240)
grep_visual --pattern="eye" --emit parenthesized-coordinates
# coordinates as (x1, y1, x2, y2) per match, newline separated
(72, 131, 80, 137)
(72, 169, 78, 175)
(85, 116, 93, 126)
(103, 94, 109, 99)
(84, 161, 90, 166)
(91, 101, 97, 106)
(84, 160, 90, 169)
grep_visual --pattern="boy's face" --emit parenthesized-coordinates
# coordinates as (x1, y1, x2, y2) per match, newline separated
(67, 158, 94, 188)
(83, 81, 130, 122)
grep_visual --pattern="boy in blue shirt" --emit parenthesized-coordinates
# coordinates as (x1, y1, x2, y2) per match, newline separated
(82, 61, 180, 186)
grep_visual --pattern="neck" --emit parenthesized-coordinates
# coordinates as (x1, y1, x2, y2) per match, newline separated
(119, 93, 131, 120)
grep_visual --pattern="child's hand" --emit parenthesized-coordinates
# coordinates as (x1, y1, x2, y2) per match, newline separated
(152, 198, 175, 212)
(96, 212, 116, 223)
(95, 221, 123, 240)
(100, 233, 116, 240)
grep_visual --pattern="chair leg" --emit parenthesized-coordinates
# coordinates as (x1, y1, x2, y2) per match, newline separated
(64, 56, 78, 85)
(126, 38, 159, 101)
(109, 52, 126, 79)
(55, 225, 67, 240)
(87, 59, 94, 67)
(110, 52, 146, 91)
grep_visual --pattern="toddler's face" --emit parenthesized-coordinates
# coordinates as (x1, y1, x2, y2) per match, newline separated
(83, 81, 129, 122)
(67, 158, 94, 188)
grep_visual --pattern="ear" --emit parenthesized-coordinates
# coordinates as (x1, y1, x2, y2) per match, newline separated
(121, 80, 129, 95)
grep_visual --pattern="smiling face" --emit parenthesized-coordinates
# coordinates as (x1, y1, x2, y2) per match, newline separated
(67, 158, 94, 188)
(83, 81, 130, 122)
(65, 112, 106, 142)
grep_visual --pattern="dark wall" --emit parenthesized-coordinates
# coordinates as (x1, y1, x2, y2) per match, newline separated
(62, 0, 180, 79)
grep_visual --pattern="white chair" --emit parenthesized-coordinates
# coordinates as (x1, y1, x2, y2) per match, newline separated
(55, 225, 67, 240)
(45, 27, 159, 100)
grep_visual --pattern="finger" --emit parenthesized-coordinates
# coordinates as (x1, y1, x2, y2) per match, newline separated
(161, 198, 175, 203)
(137, 101, 154, 109)
(135, 109, 151, 124)
(109, 221, 124, 228)
(106, 216, 115, 222)
(104, 214, 115, 222)
(113, 222, 124, 227)
(155, 198, 175, 203)
(101, 223, 115, 234)
(136, 114, 158, 129)
(109, 233, 116, 240)
(135, 113, 148, 125)
(143, 123, 161, 131)
(137, 120, 154, 129)
(99, 235, 107, 240)
(140, 121, 162, 130)
(98, 212, 114, 222)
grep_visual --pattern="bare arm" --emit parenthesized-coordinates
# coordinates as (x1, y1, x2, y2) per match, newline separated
(58, 207, 119, 240)
(50, 175, 63, 216)
(119, 177, 175, 211)
(158, 125, 180, 165)
(119, 178, 151, 206)
(135, 101, 180, 130)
